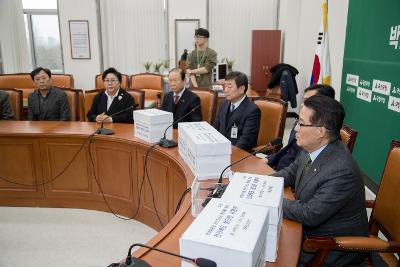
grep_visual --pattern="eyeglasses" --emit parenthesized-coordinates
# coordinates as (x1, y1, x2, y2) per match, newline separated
(295, 119, 331, 130)
(194, 35, 206, 39)
(104, 79, 118, 84)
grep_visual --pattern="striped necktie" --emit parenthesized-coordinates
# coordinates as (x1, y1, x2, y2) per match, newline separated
(174, 95, 180, 104)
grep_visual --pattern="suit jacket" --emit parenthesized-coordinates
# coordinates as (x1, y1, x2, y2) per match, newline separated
(213, 97, 261, 151)
(28, 87, 70, 121)
(267, 123, 301, 171)
(274, 140, 369, 266)
(0, 90, 13, 120)
(161, 88, 202, 128)
(87, 89, 134, 123)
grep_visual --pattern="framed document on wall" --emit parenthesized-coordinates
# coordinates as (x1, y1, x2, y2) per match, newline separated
(69, 20, 91, 59)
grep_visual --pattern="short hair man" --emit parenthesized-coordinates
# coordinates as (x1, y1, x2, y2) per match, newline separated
(186, 28, 217, 88)
(0, 90, 14, 120)
(267, 84, 335, 170)
(162, 68, 202, 128)
(28, 67, 70, 121)
(274, 95, 368, 266)
(213, 71, 261, 151)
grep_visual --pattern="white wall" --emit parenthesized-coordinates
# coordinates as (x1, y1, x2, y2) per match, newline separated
(168, 0, 207, 67)
(58, 0, 100, 90)
(279, 0, 349, 112)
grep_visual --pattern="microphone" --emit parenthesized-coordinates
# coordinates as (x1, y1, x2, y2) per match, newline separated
(96, 105, 135, 135)
(201, 137, 283, 207)
(114, 243, 216, 267)
(158, 104, 201, 148)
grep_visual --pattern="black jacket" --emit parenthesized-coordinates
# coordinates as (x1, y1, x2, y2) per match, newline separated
(87, 89, 134, 123)
(213, 97, 261, 151)
(161, 88, 202, 128)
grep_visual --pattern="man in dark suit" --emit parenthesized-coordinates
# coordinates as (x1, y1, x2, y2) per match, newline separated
(267, 84, 335, 171)
(274, 95, 369, 266)
(28, 67, 70, 121)
(213, 71, 260, 151)
(87, 67, 134, 123)
(0, 90, 13, 120)
(162, 68, 202, 128)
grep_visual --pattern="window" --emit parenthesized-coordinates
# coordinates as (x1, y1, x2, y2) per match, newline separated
(22, 0, 63, 73)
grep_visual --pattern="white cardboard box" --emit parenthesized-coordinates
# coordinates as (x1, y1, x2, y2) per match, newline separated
(186, 131, 231, 180)
(133, 109, 173, 143)
(265, 220, 282, 262)
(180, 198, 269, 267)
(221, 173, 284, 262)
(222, 172, 284, 226)
(178, 122, 215, 161)
(177, 122, 231, 180)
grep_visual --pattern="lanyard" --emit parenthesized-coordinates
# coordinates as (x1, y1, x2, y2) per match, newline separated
(196, 48, 207, 67)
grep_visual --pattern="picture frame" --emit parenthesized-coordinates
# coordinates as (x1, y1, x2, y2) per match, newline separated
(69, 20, 91, 59)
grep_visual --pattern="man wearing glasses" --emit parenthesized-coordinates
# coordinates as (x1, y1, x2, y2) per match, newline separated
(87, 67, 134, 123)
(186, 28, 217, 88)
(273, 95, 369, 266)
(266, 84, 335, 170)
(28, 67, 70, 121)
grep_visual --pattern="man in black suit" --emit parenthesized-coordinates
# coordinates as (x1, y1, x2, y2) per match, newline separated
(0, 90, 13, 120)
(213, 71, 261, 151)
(274, 95, 368, 266)
(87, 67, 134, 123)
(28, 67, 70, 121)
(267, 84, 335, 171)
(162, 68, 202, 128)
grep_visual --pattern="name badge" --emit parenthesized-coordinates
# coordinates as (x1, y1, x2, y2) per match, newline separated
(231, 124, 238, 139)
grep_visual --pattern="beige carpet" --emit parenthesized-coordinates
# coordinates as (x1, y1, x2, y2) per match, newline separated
(0, 207, 156, 267)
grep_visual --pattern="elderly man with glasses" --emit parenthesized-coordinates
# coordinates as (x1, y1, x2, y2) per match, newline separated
(186, 28, 217, 88)
(272, 95, 369, 266)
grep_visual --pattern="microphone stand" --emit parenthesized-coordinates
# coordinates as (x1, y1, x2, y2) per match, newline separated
(96, 105, 135, 135)
(201, 138, 282, 207)
(113, 243, 216, 267)
(158, 104, 201, 148)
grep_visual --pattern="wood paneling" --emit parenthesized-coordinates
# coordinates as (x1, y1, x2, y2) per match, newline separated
(42, 139, 92, 196)
(251, 30, 281, 92)
(0, 139, 44, 198)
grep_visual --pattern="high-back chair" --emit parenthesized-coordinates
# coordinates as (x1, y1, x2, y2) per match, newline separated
(0, 88, 23, 120)
(76, 89, 85, 121)
(0, 73, 74, 101)
(191, 87, 217, 124)
(302, 140, 400, 267)
(127, 88, 145, 110)
(83, 89, 104, 121)
(253, 97, 287, 151)
(59, 88, 79, 121)
(95, 74, 129, 89)
(129, 73, 164, 106)
(340, 124, 358, 153)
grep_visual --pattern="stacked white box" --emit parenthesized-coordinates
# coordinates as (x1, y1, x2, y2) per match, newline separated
(178, 121, 215, 161)
(221, 172, 284, 262)
(180, 198, 269, 267)
(133, 109, 173, 143)
(178, 122, 231, 180)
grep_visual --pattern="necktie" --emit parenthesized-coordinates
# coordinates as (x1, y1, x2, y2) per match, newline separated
(304, 153, 312, 173)
(299, 153, 312, 184)
(230, 103, 235, 112)
(174, 95, 180, 104)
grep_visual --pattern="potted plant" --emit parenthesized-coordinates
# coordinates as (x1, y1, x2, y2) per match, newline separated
(154, 62, 163, 73)
(222, 58, 235, 72)
(143, 62, 152, 72)
(162, 59, 170, 76)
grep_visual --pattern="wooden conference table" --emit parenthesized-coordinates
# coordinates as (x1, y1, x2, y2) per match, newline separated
(0, 121, 301, 266)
